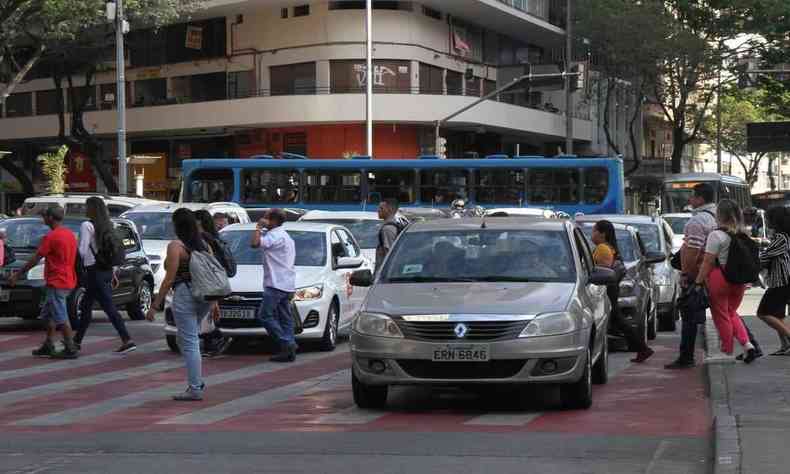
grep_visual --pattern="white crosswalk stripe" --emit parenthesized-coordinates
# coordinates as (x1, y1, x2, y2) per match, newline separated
(0, 335, 29, 343)
(0, 337, 115, 364)
(464, 412, 542, 426)
(0, 339, 163, 381)
(13, 346, 349, 426)
(308, 406, 389, 425)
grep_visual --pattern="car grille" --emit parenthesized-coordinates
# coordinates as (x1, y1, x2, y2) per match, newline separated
(216, 318, 264, 329)
(396, 320, 527, 341)
(221, 292, 262, 306)
(396, 360, 527, 379)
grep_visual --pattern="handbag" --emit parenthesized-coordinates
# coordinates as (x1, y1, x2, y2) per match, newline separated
(677, 284, 710, 314)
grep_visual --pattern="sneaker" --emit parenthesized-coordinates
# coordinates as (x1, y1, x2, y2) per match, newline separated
(743, 348, 759, 364)
(50, 348, 79, 360)
(74, 342, 82, 352)
(665, 359, 695, 369)
(270, 344, 296, 363)
(173, 384, 204, 401)
(32, 341, 55, 358)
(631, 348, 655, 363)
(115, 342, 137, 354)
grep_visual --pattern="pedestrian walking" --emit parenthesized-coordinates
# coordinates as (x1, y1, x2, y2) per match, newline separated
(9, 205, 79, 359)
(146, 208, 215, 401)
(376, 199, 407, 273)
(591, 220, 654, 363)
(73, 197, 136, 354)
(755, 206, 790, 355)
(250, 208, 297, 362)
(666, 183, 718, 369)
(195, 210, 228, 357)
(693, 199, 758, 363)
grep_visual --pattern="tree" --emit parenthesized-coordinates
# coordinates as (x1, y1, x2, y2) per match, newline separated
(37, 144, 68, 194)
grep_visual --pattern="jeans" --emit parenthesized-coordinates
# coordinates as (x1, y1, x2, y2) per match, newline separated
(258, 287, 295, 348)
(75, 267, 130, 343)
(607, 284, 648, 353)
(708, 267, 749, 354)
(172, 283, 211, 392)
(679, 308, 703, 363)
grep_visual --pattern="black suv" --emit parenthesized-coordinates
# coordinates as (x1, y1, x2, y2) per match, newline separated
(0, 217, 155, 323)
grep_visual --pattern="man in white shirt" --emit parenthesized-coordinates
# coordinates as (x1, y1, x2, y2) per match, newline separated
(251, 208, 297, 362)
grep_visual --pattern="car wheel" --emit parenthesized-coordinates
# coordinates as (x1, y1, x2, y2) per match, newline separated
(647, 300, 657, 340)
(67, 287, 86, 331)
(126, 281, 152, 321)
(352, 369, 387, 409)
(166, 335, 180, 353)
(561, 348, 593, 410)
(592, 335, 608, 385)
(319, 300, 339, 352)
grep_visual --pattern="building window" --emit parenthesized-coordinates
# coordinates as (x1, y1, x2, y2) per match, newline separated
(305, 170, 362, 203)
(420, 170, 469, 204)
(5, 92, 32, 117)
(419, 63, 443, 95)
(68, 86, 97, 112)
(465, 76, 481, 97)
(271, 62, 316, 95)
(284, 132, 308, 155)
(99, 83, 131, 110)
(36, 90, 61, 116)
(281, 7, 288, 18)
(446, 70, 463, 95)
(228, 70, 256, 99)
(171, 72, 227, 103)
(527, 168, 580, 204)
(242, 169, 300, 204)
(329, 1, 412, 10)
(133, 78, 167, 106)
(422, 5, 441, 19)
(476, 169, 525, 204)
(294, 5, 310, 16)
(331, 59, 410, 93)
(367, 170, 416, 204)
(128, 17, 226, 67)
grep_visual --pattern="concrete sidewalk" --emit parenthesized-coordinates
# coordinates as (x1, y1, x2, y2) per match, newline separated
(707, 289, 790, 474)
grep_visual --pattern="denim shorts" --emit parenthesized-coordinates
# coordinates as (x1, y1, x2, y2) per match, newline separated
(40, 287, 71, 325)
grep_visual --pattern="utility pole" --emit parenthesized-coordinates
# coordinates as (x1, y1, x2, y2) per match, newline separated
(113, 0, 128, 194)
(716, 64, 722, 174)
(565, 0, 573, 155)
(365, 0, 373, 157)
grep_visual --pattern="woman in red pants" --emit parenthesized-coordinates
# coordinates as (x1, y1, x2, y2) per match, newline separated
(694, 199, 758, 363)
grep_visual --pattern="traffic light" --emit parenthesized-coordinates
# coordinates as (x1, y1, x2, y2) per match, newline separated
(436, 137, 447, 158)
(570, 63, 585, 91)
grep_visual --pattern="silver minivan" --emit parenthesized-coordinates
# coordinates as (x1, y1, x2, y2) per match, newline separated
(349, 218, 617, 410)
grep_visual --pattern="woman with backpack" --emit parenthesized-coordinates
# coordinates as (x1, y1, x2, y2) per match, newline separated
(694, 199, 758, 363)
(74, 197, 136, 354)
(591, 220, 654, 363)
(146, 208, 215, 401)
(756, 206, 790, 355)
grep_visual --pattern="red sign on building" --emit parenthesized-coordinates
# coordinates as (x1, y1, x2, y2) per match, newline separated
(67, 151, 97, 191)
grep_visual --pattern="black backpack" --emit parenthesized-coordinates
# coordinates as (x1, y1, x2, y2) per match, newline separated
(719, 230, 760, 284)
(206, 234, 237, 278)
(92, 228, 126, 269)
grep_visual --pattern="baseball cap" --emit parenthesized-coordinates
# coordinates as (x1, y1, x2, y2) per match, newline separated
(40, 204, 65, 221)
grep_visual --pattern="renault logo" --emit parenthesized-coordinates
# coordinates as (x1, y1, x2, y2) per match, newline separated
(454, 323, 468, 338)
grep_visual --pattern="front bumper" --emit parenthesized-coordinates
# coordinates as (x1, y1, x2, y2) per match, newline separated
(350, 331, 588, 386)
(0, 281, 47, 318)
(656, 284, 676, 308)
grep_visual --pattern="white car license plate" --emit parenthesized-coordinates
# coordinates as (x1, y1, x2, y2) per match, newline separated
(220, 308, 256, 320)
(0, 290, 8, 302)
(432, 344, 490, 362)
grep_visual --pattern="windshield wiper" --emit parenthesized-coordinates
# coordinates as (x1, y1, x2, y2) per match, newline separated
(387, 276, 476, 283)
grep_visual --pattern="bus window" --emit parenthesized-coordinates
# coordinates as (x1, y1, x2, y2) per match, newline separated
(583, 168, 609, 204)
(367, 170, 415, 204)
(187, 169, 233, 203)
(419, 169, 469, 205)
(526, 168, 579, 204)
(304, 170, 361, 203)
(241, 169, 300, 204)
(475, 169, 524, 204)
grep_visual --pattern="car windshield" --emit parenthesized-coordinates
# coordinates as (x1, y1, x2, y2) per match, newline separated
(304, 219, 381, 249)
(123, 212, 176, 240)
(631, 224, 662, 253)
(0, 219, 82, 250)
(382, 229, 575, 283)
(221, 230, 327, 267)
(664, 216, 690, 235)
(580, 226, 639, 263)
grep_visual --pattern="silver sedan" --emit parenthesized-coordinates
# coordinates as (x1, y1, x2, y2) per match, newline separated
(348, 218, 617, 410)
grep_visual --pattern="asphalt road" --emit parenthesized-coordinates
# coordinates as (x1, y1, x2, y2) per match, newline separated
(0, 312, 711, 474)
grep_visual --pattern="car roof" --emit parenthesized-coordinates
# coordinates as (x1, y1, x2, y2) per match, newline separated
(123, 202, 244, 213)
(662, 213, 694, 218)
(300, 210, 380, 220)
(575, 214, 661, 225)
(485, 208, 549, 215)
(575, 221, 635, 232)
(222, 221, 342, 233)
(406, 217, 568, 232)
(0, 216, 135, 227)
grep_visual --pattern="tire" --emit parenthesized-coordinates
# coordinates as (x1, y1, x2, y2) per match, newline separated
(592, 335, 608, 385)
(166, 335, 180, 353)
(318, 300, 339, 352)
(561, 348, 593, 410)
(67, 287, 86, 331)
(352, 369, 387, 409)
(126, 281, 153, 321)
(647, 300, 657, 341)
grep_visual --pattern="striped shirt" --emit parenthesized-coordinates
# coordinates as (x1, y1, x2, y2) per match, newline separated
(760, 233, 790, 288)
(683, 203, 718, 250)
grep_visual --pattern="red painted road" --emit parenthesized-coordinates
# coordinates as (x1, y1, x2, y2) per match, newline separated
(0, 332, 709, 436)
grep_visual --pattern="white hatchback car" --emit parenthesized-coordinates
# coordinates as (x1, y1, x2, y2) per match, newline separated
(163, 222, 373, 352)
(299, 210, 381, 265)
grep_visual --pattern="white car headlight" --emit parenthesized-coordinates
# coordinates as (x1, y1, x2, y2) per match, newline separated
(353, 312, 404, 338)
(294, 285, 323, 301)
(619, 279, 636, 297)
(520, 312, 577, 337)
(27, 264, 44, 281)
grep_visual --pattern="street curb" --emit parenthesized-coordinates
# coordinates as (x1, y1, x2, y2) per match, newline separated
(704, 316, 741, 474)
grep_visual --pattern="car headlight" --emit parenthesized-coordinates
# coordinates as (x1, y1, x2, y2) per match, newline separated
(520, 312, 577, 337)
(26, 264, 44, 281)
(294, 285, 323, 301)
(353, 312, 404, 338)
(619, 279, 636, 297)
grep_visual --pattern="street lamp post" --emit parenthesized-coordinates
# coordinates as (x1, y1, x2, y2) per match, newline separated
(565, 0, 573, 155)
(365, 0, 373, 158)
(109, 0, 128, 194)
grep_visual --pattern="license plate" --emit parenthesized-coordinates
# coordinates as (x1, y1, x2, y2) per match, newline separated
(220, 308, 256, 320)
(0, 290, 9, 302)
(431, 344, 490, 362)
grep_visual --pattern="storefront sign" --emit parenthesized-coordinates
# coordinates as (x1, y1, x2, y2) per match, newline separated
(185, 26, 203, 50)
(66, 151, 97, 191)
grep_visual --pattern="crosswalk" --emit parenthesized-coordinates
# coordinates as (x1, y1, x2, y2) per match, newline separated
(0, 331, 709, 436)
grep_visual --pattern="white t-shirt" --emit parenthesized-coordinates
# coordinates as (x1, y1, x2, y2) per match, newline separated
(705, 230, 732, 266)
(79, 221, 96, 267)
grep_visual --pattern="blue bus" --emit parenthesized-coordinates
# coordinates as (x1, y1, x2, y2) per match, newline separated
(180, 157, 625, 215)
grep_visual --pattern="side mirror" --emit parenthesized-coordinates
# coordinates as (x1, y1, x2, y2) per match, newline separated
(644, 251, 667, 265)
(350, 269, 373, 287)
(588, 266, 617, 286)
(336, 256, 364, 270)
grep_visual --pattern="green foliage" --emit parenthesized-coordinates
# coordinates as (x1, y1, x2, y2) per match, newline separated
(37, 145, 69, 194)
